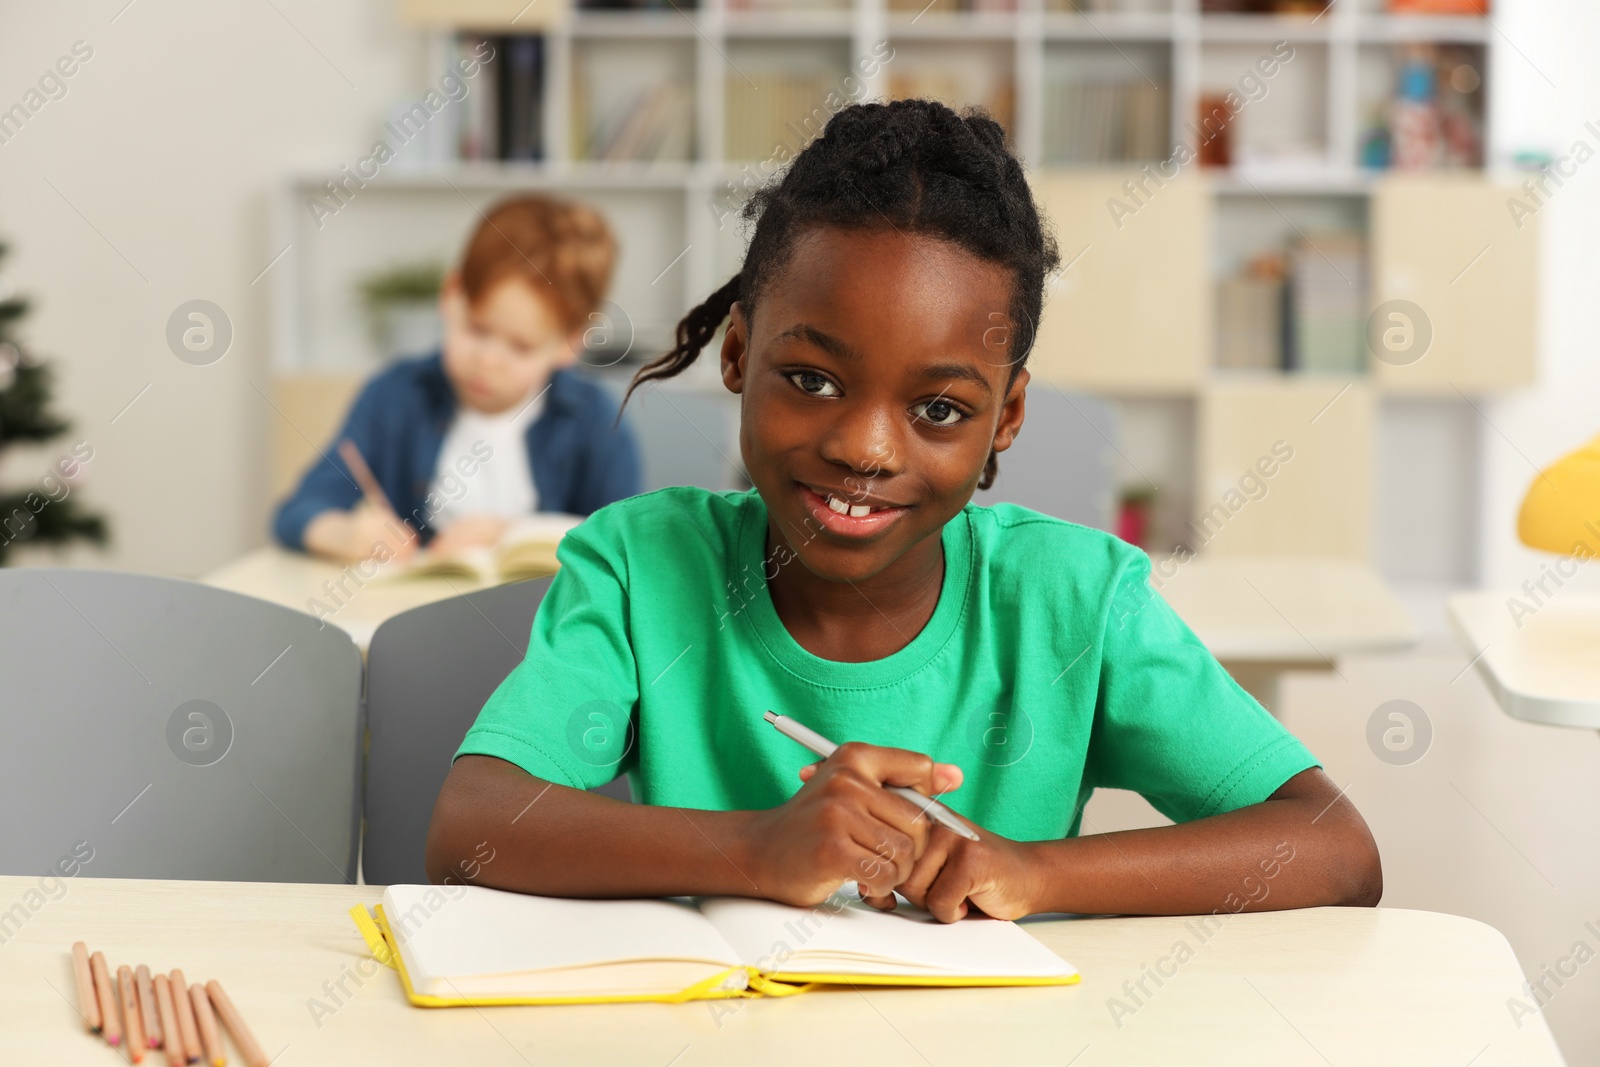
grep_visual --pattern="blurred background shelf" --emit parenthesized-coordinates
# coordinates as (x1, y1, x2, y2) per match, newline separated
(273, 0, 1528, 588)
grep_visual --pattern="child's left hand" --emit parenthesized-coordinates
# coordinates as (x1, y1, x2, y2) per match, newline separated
(796, 763, 1039, 923)
(875, 824, 1040, 923)
(430, 514, 510, 556)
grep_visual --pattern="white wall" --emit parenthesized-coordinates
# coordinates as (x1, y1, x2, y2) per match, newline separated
(0, 0, 421, 576)
(1483, 0, 1600, 598)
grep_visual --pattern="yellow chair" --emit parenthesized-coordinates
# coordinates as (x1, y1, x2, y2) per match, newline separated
(1517, 432, 1600, 557)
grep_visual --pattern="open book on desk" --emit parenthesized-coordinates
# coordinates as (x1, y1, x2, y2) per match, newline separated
(383, 513, 584, 584)
(352, 884, 1079, 1007)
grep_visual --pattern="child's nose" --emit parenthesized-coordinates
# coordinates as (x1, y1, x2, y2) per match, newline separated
(818, 408, 901, 478)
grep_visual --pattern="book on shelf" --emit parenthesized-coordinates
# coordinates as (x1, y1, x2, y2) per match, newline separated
(499, 35, 545, 162)
(579, 81, 694, 163)
(1043, 79, 1168, 164)
(1217, 276, 1285, 373)
(889, 74, 1015, 145)
(457, 34, 499, 161)
(353, 884, 1079, 1006)
(450, 33, 543, 163)
(1288, 232, 1368, 375)
(725, 71, 837, 162)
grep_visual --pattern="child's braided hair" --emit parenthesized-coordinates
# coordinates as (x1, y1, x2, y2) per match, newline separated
(624, 98, 1059, 490)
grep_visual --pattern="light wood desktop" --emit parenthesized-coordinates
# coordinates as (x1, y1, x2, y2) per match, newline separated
(203, 549, 1419, 686)
(1152, 556, 1418, 711)
(202, 547, 511, 652)
(1448, 591, 1600, 730)
(4, 876, 1561, 1064)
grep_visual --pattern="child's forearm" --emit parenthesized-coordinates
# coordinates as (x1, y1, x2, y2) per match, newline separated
(1024, 769, 1381, 916)
(426, 755, 766, 899)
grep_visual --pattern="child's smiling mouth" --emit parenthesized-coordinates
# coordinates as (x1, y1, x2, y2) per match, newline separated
(796, 482, 913, 539)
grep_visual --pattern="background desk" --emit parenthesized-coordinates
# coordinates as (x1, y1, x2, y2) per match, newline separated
(205, 549, 1419, 684)
(201, 548, 518, 652)
(1449, 591, 1600, 730)
(1152, 557, 1419, 711)
(3, 877, 1562, 1065)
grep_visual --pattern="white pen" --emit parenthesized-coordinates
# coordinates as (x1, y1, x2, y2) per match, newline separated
(764, 710, 981, 842)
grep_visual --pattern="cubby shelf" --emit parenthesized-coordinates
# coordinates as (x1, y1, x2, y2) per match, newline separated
(268, 0, 1526, 570)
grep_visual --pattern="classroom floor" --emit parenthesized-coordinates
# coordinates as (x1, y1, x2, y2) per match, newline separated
(1083, 586, 1600, 1063)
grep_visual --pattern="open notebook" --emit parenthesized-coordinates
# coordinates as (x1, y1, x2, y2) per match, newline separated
(352, 884, 1078, 1007)
(384, 513, 584, 583)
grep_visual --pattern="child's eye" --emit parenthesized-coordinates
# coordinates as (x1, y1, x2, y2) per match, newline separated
(787, 371, 840, 398)
(913, 399, 967, 427)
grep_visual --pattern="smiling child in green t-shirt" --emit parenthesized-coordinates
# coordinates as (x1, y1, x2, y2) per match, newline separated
(426, 99, 1382, 923)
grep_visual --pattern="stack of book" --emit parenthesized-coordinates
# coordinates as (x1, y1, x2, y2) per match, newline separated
(453, 34, 544, 162)
(725, 71, 839, 161)
(888, 73, 1015, 142)
(576, 81, 694, 162)
(1043, 79, 1168, 164)
(1288, 232, 1368, 374)
(1216, 279, 1285, 372)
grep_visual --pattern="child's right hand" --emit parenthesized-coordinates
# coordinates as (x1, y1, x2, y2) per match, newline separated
(737, 742, 964, 908)
(306, 502, 418, 564)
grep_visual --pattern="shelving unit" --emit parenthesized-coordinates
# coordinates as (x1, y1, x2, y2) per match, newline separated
(270, 0, 1532, 578)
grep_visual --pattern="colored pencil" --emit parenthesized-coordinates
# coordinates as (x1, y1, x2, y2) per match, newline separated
(118, 965, 146, 1061)
(170, 969, 203, 1065)
(91, 951, 120, 1047)
(71, 941, 101, 1032)
(189, 984, 225, 1067)
(137, 964, 163, 1048)
(154, 975, 183, 1067)
(338, 439, 396, 514)
(206, 981, 267, 1067)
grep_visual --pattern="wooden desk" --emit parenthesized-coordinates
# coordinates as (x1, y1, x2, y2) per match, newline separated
(4, 877, 1561, 1065)
(202, 547, 507, 652)
(1448, 591, 1600, 730)
(1152, 557, 1418, 710)
(202, 549, 1421, 681)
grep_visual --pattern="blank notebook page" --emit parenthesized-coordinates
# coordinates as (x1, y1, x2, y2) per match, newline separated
(384, 885, 742, 983)
(697, 896, 1077, 979)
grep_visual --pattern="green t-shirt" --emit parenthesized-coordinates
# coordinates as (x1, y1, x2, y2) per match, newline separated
(457, 486, 1319, 841)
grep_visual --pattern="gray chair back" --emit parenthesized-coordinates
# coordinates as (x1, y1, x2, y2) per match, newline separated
(363, 576, 631, 886)
(625, 383, 739, 491)
(973, 386, 1120, 530)
(0, 569, 363, 882)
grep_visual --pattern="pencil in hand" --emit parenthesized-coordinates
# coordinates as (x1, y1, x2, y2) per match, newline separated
(71, 942, 101, 1033)
(337, 439, 396, 515)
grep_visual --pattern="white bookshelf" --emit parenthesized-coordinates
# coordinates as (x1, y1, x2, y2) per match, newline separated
(269, 0, 1524, 578)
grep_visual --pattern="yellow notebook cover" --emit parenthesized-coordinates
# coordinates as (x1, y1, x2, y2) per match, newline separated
(351, 889, 1079, 1009)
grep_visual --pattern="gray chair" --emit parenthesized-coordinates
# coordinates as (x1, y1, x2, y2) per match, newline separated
(362, 577, 632, 887)
(973, 385, 1120, 530)
(0, 569, 363, 882)
(625, 382, 740, 492)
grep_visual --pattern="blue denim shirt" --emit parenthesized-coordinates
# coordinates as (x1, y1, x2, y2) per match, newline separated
(271, 351, 641, 550)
